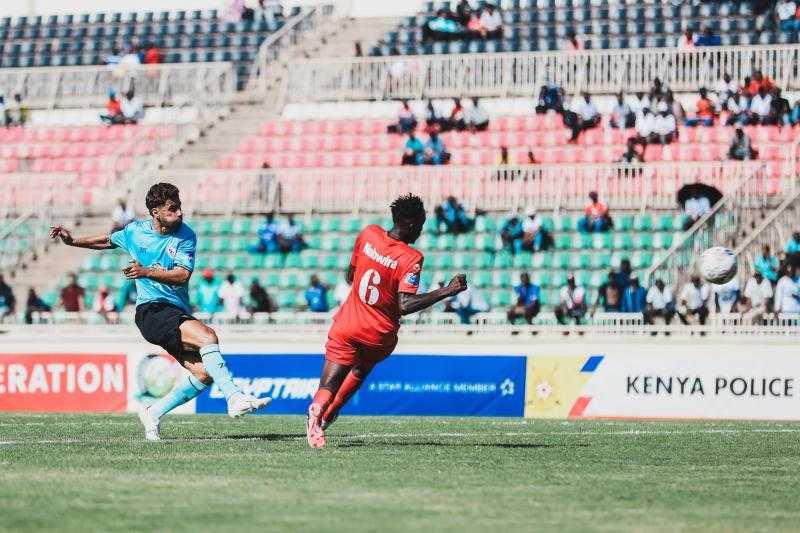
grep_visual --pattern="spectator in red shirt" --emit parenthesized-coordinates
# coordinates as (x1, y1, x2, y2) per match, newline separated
(685, 87, 716, 127)
(60, 273, 85, 313)
(578, 191, 612, 233)
(748, 70, 776, 96)
(144, 43, 161, 64)
(100, 91, 124, 125)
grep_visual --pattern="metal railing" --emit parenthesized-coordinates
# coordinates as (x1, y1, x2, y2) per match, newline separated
(246, 4, 337, 95)
(151, 161, 783, 216)
(287, 44, 800, 102)
(735, 188, 800, 278)
(645, 163, 774, 287)
(0, 62, 236, 109)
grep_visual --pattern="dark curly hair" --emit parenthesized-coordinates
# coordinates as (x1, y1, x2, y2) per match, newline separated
(390, 193, 426, 224)
(145, 182, 181, 212)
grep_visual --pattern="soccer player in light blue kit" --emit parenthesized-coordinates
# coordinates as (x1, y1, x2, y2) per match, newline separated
(50, 183, 270, 440)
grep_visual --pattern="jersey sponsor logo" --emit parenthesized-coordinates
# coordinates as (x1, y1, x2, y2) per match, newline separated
(405, 272, 420, 287)
(363, 242, 398, 269)
(167, 246, 177, 257)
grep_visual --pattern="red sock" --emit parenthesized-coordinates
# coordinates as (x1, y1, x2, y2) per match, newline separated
(323, 371, 363, 421)
(312, 388, 333, 412)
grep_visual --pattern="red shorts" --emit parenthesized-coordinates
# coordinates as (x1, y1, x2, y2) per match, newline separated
(325, 334, 397, 367)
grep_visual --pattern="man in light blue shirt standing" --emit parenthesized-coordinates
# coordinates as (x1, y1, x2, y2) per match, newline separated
(50, 183, 270, 440)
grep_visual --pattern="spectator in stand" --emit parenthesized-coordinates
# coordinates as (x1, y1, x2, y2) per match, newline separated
(728, 127, 759, 161)
(755, 244, 780, 283)
(666, 91, 686, 124)
(480, 4, 502, 39)
(521, 207, 548, 252)
(536, 82, 563, 114)
(0, 275, 15, 322)
(650, 78, 668, 100)
(610, 92, 635, 129)
(685, 88, 715, 127)
(716, 73, 738, 111)
(333, 272, 352, 307)
(121, 89, 144, 124)
(425, 130, 450, 165)
(277, 214, 306, 253)
(59, 273, 85, 313)
(622, 276, 648, 314)
(567, 92, 600, 143)
(422, 10, 464, 42)
(111, 198, 135, 232)
(771, 89, 791, 125)
(0, 95, 6, 126)
(305, 274, 329, 313)
(785, 231, 800, 267)
(790, 100, 800, 126)
(619, 138, 645, 163)
(725, 93, 751, 126)
(694, 26, 721, 46)
(497, 146, 513, 165)
(5, 94, 28, 127)
(591, 271, 622, 315)
(449, 285, 489, 325)
(742, 270, 773, 324)
(683, 191, 711, 229)
(676, 28, 695, 48)
(466, 97, 490, 132)
(248, 278, 277, 313)
(499, 212, 524, 254)
(527, 150, 540, 164)
(24, 287, 51, 324)
(251, 212, 280, 253)
(677, 275, 710, 325)
(507, 272, 541, 324)
(435, 196, 474, 234)
(392, 100, 417, 134)
(143, 42, 161, 64)
(402, 131, 425, 166)
(653, 103, 678, 145)
(456, 0, 474, 26)
(105, 44, 122, 65)
(100, 91, 124, 125)
(424, 100, 446, 132)
(614, 259, 633, 292)
(713, 277, 740, 314)
(748, 70, 776, 96)
(645, 279, 675, 325)
(563, 30, 582, 51)
(777, 0, 800, 32)
(555, 273, 587, 326)
(466, 11, 486, 39)
(578, 191, 612, 233)
(93, 286, 117, 324)
(631, 107, 656, 147)
(119, 44, 142, 69)
(195, 268, 222, 314)
(774, 264, 800, 314)
(447, 98, 466, 131)
(628, 92, 649, 115)
(219, 273, 248, 321)
(750, 87, 774, 125)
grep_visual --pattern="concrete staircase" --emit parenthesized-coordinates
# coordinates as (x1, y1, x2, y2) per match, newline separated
(297, 17, 399, 59)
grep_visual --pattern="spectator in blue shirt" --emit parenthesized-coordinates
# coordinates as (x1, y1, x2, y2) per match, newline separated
(622, 276, 648, 313)
(435, 196, 474, 234)
(195, 269, 222, 314)
(500, 214, 524, 254)
(694, 26, 721, 46)
(754, 244, 780, 283)
(250, 213, 280, 253)
(402, 132, 425, 165)
(786, 232, 800, 268)
(507, 272, 541, 324)
(305, 274, 329, 312)
(422, 9, 464, 42)
(425, 130, 450, 165)
(613, 259, 633, 292)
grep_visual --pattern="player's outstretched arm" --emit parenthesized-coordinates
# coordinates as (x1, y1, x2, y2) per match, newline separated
(49, 226, 115, 250)
(123, 261, 191, 286)
(399, 273, 467, 316)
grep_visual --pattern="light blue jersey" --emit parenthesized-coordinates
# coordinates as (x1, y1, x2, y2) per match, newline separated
(110, 219, 196, 313)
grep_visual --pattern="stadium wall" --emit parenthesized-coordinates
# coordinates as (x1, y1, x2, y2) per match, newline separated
(1, 335, 798, 420)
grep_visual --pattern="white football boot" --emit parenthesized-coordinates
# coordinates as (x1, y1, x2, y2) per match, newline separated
(227, 393, 272, 418)
(137, 404, 161, 442)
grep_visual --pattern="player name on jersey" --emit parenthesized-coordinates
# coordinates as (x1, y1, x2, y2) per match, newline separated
(363, 242, 398, 269)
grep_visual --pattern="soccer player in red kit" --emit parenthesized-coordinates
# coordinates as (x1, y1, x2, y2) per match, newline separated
(306, 194, 467, 448)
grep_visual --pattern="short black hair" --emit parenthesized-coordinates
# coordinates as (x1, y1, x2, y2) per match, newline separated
(390, 193, 426, 224)
(145, 182, 180, 211)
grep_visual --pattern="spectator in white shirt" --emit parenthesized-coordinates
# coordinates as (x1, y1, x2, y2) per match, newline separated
(465, 97, 490, 131)
(111, 198, 135, 232)
(716, 73, 738, 111)
(628, 92, 650, 115)
(218, 273, 249, 321)
(333, 272, 352, 306)
(774, 265, 800, 314)
(684, 192, 711, 229)
(778, 0, 800, 32)
(479, 4, 503, 39)
(555, 273, 587, 325)
(677, 275, 710, 325)
(676, 28, 695, 49)
(742, 271, 773, 324)
(567, 92, 600, 142)
(120, 89, 144, 124)
(725, 93, 751, 126)
(521, 206, 547, 252)
(277, 214, 306, 253)
(653, 106, 677, 145)
(749, 87, 773, 124)
(713, 277, 740, 314)
(610, 92, 635, 129)
(645, 279, 675, 325)
(630, 108, 656, 147)
(728, 127, 758, 161)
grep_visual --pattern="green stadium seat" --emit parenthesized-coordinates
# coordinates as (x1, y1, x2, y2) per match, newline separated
(657, 214, 674, 231)
(214, 219, 232, 235)
(578, 233, 592, 249)
(322, 217, 342, 233)
(576, 270, 591, 287)
(455, 234, 475, 251)
(572, 253, 591, 269)
(245, 255, 265, 269)
(636, 233, 653, 250)
(195, 256, 210, 269)
(284, 253, 302, 268)
(555, 234, 572, 250)
(264, 271, 280, 287)
(474, 271, 492, 288)
(614, 233, 634, 250)
(654, 232, 673, 249)
(230, 255, 247, 270)
(322, 271, 338, 287)
(494, 252, 513, 269)
(232, 219, 252, 235)
(321, 236, 341, 252)
(552, 271, 568, 289)
(301, 253, 320, 269)
(492, 271, 512, 288)
(197, 239, 212, 253)
(417, 234, 434, 250)
(592, 233, 612, 250)
(557, 215, 573, 231)
(589, 271, 604, 288)
(277, 291, 296, 309)
(474, 216, 494, 232)
(433, 254, 453, 269)
(232, 236, 248, 252)
(423, 218, 438, 234)
(308, 218, 323, 234)
(556, 253, 571, 270)
(345, 217, 362, 233)
(541, 217, 555, 232)
(453, 253, 473, 270)
(593, 253, 611, 270)
(436, 234, 455, 251)
(210, 255, 227, 270)
(674, 214, 688, 230)
(532, 253, 552, 270)
(322, 254, 338, 270)
(278, 272, 298, 289)
(197, 220, 214, 235)
(475, 252, 493, 269)
(336, 255, 351, 270)
(264, 254, 285, 269)
(475, 234, 497, 251)
(491, 290, 511, 308)
(634, 214, 653, 231)
(307, 235, 322, 249)
(83, 255, 102, 272)
(513, 252, 533, 269)
(617, 214, 634, 231)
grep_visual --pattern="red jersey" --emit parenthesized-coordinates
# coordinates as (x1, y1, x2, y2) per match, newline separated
(329, 225, 424, 348)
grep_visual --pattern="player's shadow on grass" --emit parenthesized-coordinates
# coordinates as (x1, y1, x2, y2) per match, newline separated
(333, 440, 590, 449)
(164, 433, 303, 442)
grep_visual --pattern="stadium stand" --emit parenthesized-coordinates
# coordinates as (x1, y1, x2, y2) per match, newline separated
(370, 0, 786, 56)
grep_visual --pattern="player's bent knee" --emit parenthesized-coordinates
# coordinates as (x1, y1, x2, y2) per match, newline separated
(199, 325, 218, 346)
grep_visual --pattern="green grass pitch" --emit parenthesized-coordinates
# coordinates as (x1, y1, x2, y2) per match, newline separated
(2, 414, 800, 532)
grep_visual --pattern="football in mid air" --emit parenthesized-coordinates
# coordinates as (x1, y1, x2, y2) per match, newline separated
(698, 246, 738, 285)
